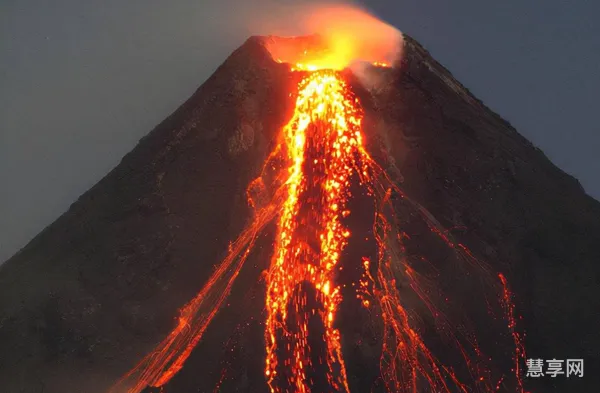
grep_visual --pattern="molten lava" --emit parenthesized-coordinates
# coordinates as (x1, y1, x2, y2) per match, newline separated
(264, 70, 362, 393)
(110, 36, 527, 393)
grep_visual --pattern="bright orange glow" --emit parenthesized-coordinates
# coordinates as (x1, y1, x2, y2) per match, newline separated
(264, 6, 402, 71)
(266, 34, 397, 71)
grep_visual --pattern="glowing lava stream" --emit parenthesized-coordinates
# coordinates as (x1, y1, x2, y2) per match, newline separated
(111, 66, 527, 393)
(263, 70, 362, 393)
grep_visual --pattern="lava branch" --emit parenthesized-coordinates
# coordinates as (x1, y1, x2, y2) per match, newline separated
(362, 177, 472, 393)
(109, 197, 280, 393)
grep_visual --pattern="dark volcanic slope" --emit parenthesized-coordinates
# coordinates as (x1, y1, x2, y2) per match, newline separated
(0, 35, 598, 393)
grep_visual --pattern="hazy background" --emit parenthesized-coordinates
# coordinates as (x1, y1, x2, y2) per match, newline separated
(1, 0, 598, 263)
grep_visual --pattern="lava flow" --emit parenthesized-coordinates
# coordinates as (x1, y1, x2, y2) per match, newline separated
(110, 31, 527, 393)
(263, 70, 363, 393)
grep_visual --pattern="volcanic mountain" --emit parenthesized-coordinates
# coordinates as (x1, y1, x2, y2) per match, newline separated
(0, 35, 599, 393)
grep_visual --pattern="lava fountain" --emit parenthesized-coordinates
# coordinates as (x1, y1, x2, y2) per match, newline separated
(110, 7, 527, 393)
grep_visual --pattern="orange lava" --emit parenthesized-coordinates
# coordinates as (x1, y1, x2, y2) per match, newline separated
(263, 70, 362, 393)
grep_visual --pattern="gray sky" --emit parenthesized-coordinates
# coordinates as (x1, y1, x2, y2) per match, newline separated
(1, 0, 598, 263)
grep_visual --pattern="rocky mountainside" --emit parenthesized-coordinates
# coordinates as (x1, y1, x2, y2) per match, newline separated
(0, 35, 598, 393)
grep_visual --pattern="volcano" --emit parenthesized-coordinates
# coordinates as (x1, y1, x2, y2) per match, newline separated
(0, 34, 599, 393)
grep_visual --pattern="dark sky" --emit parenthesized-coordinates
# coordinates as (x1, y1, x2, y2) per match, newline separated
(1, 0, 598, 263)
